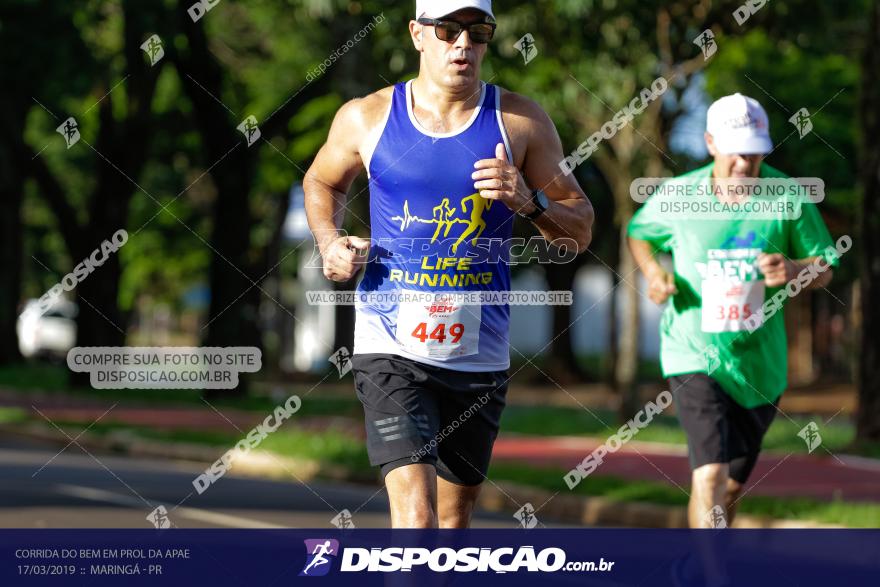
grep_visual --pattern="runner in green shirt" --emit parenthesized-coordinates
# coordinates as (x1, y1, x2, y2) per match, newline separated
(628, 93, 843, 528)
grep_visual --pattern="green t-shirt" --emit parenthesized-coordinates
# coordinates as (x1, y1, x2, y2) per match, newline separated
(627, 162, 839, 408)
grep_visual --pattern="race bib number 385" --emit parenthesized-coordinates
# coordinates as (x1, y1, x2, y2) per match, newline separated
(701, 279, 765, 333)
(395, 292, 481, 359)
(700, 246, 766, 333)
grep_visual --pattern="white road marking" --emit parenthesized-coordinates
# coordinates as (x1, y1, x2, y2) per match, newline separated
(55, 484, 286, 529)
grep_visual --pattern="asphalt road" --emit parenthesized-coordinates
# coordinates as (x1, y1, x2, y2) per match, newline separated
(0, 434, 564, 529)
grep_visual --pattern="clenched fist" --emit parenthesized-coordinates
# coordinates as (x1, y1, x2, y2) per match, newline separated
(320, 235, 370, 282)
(757, 253, 797, 287)
(647, 267, 677, 305)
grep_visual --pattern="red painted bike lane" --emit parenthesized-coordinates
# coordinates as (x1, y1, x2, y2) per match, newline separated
(492, 434, 880, 502)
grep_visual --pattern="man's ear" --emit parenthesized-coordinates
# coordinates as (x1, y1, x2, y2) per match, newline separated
(704, 132, 717, 157)
(409, 20, 424, 52)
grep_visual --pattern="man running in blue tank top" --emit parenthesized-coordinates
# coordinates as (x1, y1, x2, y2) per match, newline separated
(304, 0, 594, 528)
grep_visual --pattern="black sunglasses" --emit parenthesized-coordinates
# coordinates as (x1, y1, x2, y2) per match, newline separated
(417, 17, 497, 44)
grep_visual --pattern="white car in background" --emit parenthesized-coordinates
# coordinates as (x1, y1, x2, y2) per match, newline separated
(17, 298, 77, 360)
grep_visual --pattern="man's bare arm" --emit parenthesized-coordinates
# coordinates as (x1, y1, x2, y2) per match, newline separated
(758, 253, 833, 290)
(304, 99, 364, 247)
(628, 237, 677, 305)
(303, 92, 388, 281)
(509, 93, 594, 251)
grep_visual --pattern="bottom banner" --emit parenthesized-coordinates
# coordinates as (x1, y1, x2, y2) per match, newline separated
(2, 529, 878, 586)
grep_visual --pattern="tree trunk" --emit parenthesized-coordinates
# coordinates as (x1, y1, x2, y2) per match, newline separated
(0, 109, 26, 364)
(856, 0, 880, 442)
(544, 258, 592, 384)
(616, 222, 641, 420)
(606, 231, 621, 385)
(69, 144, 141, 386)
(176, 1, 330, 397)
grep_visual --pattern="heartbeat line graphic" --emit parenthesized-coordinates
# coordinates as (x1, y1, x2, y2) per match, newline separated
(391, 195, 493, 253)
(390, 200, 463, 231)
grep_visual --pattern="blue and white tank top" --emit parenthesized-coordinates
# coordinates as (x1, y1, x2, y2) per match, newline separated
(354, 79, 514, 371)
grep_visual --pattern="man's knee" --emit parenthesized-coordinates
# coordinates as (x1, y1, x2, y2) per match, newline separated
(437, 481, 481, 528)
(397, 505, 437, 528)
(385, 463, 438, 528)
(390, 494, 438, 528)
(438, 510, 470, 528)
(692, 462, 729, 491)
(725, 478, 744, 503)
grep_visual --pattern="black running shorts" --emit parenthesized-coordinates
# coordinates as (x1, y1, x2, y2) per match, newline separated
(669, 373, 778, 484)
(352, 353, 508, 486)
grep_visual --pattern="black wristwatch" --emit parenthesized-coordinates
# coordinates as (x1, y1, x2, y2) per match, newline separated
(519, 189, 549, 221)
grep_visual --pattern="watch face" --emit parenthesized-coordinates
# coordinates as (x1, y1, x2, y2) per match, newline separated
(536, 190, 549, 210)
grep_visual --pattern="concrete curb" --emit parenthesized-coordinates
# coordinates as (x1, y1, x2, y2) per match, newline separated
(0, 423, 844, 529)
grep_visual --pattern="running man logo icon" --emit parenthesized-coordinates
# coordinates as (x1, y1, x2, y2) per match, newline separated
(694, 29, 717, 60)
(331, 509, 356, 529)
(146, 505, 172, 529)
(56, 117, 80, 149)
(140, 34, 164, 66)
(798, 421, 822, 453)
(789, 108, 813, 139)
(514, 34, 538, 64)
(704, 505, 728, 528)
(329, 347, 352, 378)
(391, 193, 493, 254)
(514, 503, 538, 529)
(703, 344, 721, 375)
(300, 539, 339, 577)
(237, 115, 261, 146)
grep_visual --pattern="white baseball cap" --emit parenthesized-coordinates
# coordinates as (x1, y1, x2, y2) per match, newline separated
(706, 93, 773, 155)
(415, 0, 494, 20)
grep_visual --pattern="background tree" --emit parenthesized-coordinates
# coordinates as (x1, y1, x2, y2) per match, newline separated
(857, 0, 880, 442)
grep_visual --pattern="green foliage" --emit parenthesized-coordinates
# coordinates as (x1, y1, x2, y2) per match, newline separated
(488, 462, 880, 527)
(499, 402, 859, 455)
(9, 0, 867, 358)
(705, 29, 859, 197)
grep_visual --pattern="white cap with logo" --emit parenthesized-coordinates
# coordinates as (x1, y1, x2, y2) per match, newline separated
(706, 93, 773, 155)
(415, 0, 494, 20)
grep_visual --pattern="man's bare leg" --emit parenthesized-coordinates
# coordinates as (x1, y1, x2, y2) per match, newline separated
(437, 476, 482, 528)
(724, 478, 744, 524)
(688, 463, 730, 528)
(384, 463, 438, 528)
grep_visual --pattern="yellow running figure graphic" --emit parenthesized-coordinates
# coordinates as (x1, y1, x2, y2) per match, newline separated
(390, 193, 493, 254)
(431, 197, 457, 242)
(452, 192, 493, 253)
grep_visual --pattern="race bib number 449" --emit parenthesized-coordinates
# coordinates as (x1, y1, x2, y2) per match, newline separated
(395, 292, 481, 359)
